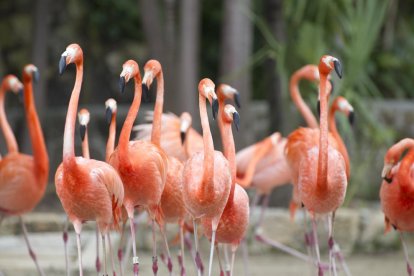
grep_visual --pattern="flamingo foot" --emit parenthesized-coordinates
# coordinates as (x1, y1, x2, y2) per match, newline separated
(167, 256, 173, 273)
(96, 256, 101, 272)
(318, 264, 324, 276)
(63, 231, 68, 243)
(220, 271, 225, 276)
(152, 256, 158, 275)
(118, 249, 123, 262)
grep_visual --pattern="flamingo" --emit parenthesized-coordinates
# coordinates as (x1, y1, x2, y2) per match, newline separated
(55, 43, 124, 276)
(0, 65, 48, 275)
(380, 138, 414, 276)
(182, 78, 231, 276)
(108, 59, 168, 276)
(201, 104, 249, 276)
(0, 75, 23, 155)
(285, 55, 346, 276)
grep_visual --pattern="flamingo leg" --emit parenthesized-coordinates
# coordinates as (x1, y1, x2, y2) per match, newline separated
(229, 244, 238, 276)
(311, 217, 323, 276)
(327, 213, 337, 276)
(19, 216, 45, 276)
(179, 223, 186, 276)
(399, 231, 413, 276)
(118, 220, 127, 276)
(215, 244, 225, 276)
(73, 222, 83, 276)
(240, 238, 250, 276)
(223, 244, 230, 275)
(128, 214, 139, 276)
(255, 194, 269, 229)
(207, 229, 217, 276)
(151, 219, 158, 275)
(62, 217, 70, 276)
(102, 234, 108, 276)
(193, 219, 203, 276)
(159, 224, 173, 275)
(329, 212, 351, 276)
(107, 232, 116, 276)
(303, 210, 315, 276)
(96, 226, 101, 275)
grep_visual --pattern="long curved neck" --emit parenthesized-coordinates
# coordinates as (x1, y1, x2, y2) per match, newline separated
(222, 122, 236, 200)
(316, 74, 329, 191)
(329, 106, 350, 179)
(63, 63, 83, 161)
(151, 71, 164, 146)
(82, 131, 90, 159)
(236, 138, 272, 187)
(199, 94, 214, 195)
(399, 149, 414, 196)
(290, 70, 318, 128)
(119, 76, 142, 162)
(0, 83, 18, 153)
(105, 113, 116, 162)
(23, 76, 49, 184)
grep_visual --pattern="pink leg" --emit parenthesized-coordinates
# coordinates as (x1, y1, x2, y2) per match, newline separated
(329, 212, 351, 276)
(73, 222, 83, 276)
(229, 244, 238, 276)
(20, 216, 45, 276)
(215, 244, 225, 276)
(62, 217, 70, 276)
(159, 224, 173, 275)
(240, 239, 249, 276)
(128, 213, 139, 276)
(193, 219, 203, 276)
(399, 231, 413, 276)
(178, 223, 186, 276)
(96, 226, 101, 274)
(118, 220, 127, 276)
(311, 217, 323, 276)
(255, 194, 269, 229)
(107, 232, 117, 276)
(151, 219, 158, 275)
(101, 234, 108, 276)
(207, 229, 217, 276)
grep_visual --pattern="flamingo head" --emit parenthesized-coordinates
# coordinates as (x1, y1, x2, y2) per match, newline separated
(23, 64, 40, 84)
(381, 159, 395, 184)
(59, 44, 83, 75)
(78, 108, 90, 142)
(199, 78, 218, 120)
(217, 84, 241, 108)
(119, 60, 140, 94)
(319, 55, 342, 79)
(105, 98, 117, 124)
(269, 132, 282, 146)
(179, 112, 192, 145)
(223, 104, 240, 131)
(141, 59, 161, 101)
(335, 96, 355, 126)
(4, 75, 23, 100)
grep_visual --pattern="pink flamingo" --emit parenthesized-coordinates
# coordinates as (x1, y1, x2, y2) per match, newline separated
(141, 59, 188, 275)
(201, 104, 249, 276)
(108, 59, 168, 276)
(380, 138, 414, 276)
(0, 65, 49, 276)
(285, 55, 346, 276)
(55, 43, 124, 276)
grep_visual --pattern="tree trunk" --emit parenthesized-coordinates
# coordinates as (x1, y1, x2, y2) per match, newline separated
(177, 0, 200, 121)
(219, 0, 253, 149)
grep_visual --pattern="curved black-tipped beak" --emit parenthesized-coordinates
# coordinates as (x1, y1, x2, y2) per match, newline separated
(105, 107, 113, 124)
(212, 98, 219, 120)
(233, 112, 240, 131)
(142, 83, 149, 102)
(33, 70, 40, 83)
(119, 76, 126, 94)
(79, 125, 86, 142)
(180, 131, 186, 145)
(234, 92, 241, 109)
(59, 56, 67, 75)
(334, 60, 342, 79)
(317, 100, 321, 117)
(348, 111, 355, 126)
(18, 89, 24, 103)
(383, 176, 393, 184)
(329, 80, 334, 94)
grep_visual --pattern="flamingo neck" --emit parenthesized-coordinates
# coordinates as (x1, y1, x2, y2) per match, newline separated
(63, 62, 83, 160)
(399, 148, 414, 196)
(290, 69, 318, 128)
(0, 82, 18, 153)
(316, 74, 329, 191)
(222, 121, 236, 201)
(23, 75, 49, 185)
(81, 131, 90, 159)
(151, 71, 164, 146)
(329, 106, 350, 179)
(199, 94, 214, 194)
(119, 76, 142, 162)
(105, 113, 116, 162)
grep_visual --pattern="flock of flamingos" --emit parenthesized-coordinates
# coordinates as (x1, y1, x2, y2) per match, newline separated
(0, 42, 413, 276)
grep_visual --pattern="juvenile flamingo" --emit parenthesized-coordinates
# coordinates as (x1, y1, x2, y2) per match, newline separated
(108, 59, 168, 276)
(380, 138, 414, 276)
(285, 55, 346, 276)
(182, 78, 231, 276)
(201, 104, 249, 276)
(55, 43, 124, 276)
(0, 65, 48, 276)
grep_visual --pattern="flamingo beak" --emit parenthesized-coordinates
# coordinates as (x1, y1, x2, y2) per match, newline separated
(333, 60, 342, 79)
(317, 100, 321, 117)
(32, 70, 40, 83)
(234, 92, 241, 109)
(59, 56, 67, 75)
(212, 98, 219, 120)
(119, 76, 126, 94)
(381, 163, 393, 184)
(180, 131, 186, 145)
(233, 111, 240, 131)
(18, 89, 24, 103)
(349, 111, 355, 126)
(105, 106, 112, 124)
(141, 83, 150, 102)
(79, 124, 86, 142)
